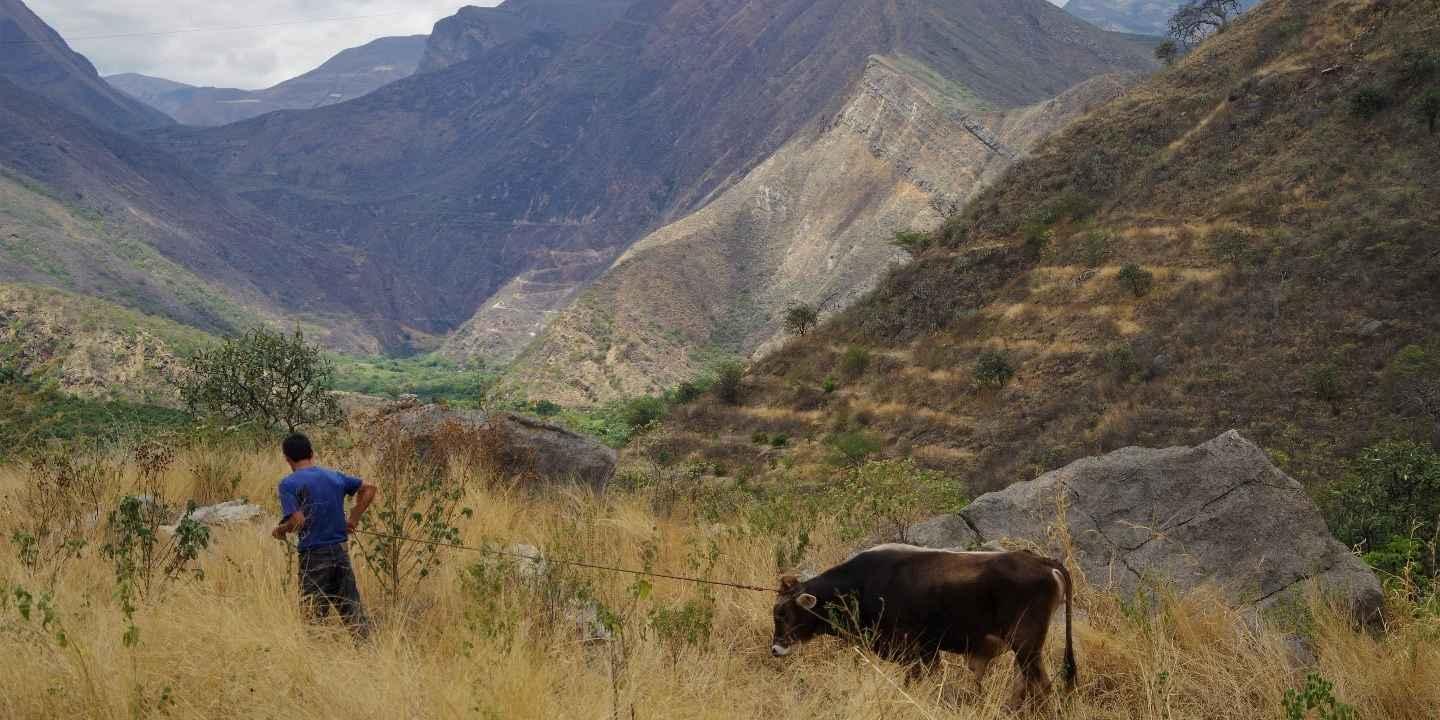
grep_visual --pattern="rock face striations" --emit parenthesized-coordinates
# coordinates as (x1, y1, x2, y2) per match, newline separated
(907, 432, 1383, 621)
(156, 0, 1157, 356)
(106, 36, 429, 127)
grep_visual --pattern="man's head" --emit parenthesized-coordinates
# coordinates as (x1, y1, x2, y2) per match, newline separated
(771, 574, 823, 657)
(282, 433, 314, 468)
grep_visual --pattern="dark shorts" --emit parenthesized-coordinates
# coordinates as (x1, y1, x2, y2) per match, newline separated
(298, 543, 370, 639)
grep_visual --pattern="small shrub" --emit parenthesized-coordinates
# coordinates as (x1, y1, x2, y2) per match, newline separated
(1309, 363, 1343, 405)
(1116, 263, 1155, 297)
(783, 304, 820, 336)
(891, 229, 933, 257)
(531, 400, 562, 417)
(769, 434, 789, 448)
(1398, 48, 1439, 82)
(1155, 39, 1179, 66)
(1082, 231, 1110, 268)
(1209, 231, 1252, 268)
(826, 430, 883, 466)
(839, 346, 871, 379)
(1283, 673, 1357, 720)
(1325, 441, 1440, 575)
(973, 350, 1015, 389)
(1021, 222, 1051, 261)
(1100, 345, 1141, 383)
(712, 361, 744, 405)
(751, 431, 770, 445)
(828, 459, 966, 542)
(1349, 86, 1391, 119)
(822, 377, 839, 394)
(617, 396, 667, 432)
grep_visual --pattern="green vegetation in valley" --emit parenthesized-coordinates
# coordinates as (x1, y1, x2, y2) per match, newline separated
(332, 354, 500, 403)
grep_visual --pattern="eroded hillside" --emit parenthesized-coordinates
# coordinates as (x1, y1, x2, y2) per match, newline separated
(653, 0, 1440, 493)
(504, 60, 1138, 403)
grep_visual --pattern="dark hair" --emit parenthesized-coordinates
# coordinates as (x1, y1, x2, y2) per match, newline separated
(282, 433, 314, 462)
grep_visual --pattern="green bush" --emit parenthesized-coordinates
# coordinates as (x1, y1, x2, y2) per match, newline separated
(827, 459, 967, 542)
(751, 432, 770, 445)
(1309, 363, 1343, 404)
(1325, 441, 1440, 574)
(1082, 231, 1110, 268)
(891, 229, 933, 257)
(769, 434, 790, 448)
(1154, 39, 1179, 66)
(713, 361, 745, 405)
(822, 376, 839, 394)
(1349, 86, 1391, 119)
(973, 350, 1015, 389)
(827, 430, 883, 466)
(176, 327, 341, 432)
(617, 396, 667, 431)
(1117, 263, 1155, 298)
(783, 304, 820, 336)
(1283, 673, 1356, 720)
(840, 346, 871, 379)
(531, 400, 562, 417)
(1100, 344, 1141, 383)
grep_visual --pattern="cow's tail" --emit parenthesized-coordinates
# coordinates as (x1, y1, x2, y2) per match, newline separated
(1055, 564, 1078, 690)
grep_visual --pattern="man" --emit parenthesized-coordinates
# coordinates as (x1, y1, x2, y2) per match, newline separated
(273, 433, 378, 639)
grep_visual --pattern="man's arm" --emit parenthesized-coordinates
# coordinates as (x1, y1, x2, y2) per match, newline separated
(272, 511, 306, 541)
(347, 483, 378, 533)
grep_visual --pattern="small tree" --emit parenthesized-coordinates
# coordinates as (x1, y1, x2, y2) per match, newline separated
(713, 360, 745, 405)
(1325, 441, 1440, 576)
(1117, 263, 1155, 297)
(783, 304, 820, 336)
(973, 350, 1016, 389)
(1168, 0, 1242, 49)
(176, 327, 342, 432)
(1155, 39, 1180, 66)
(891, 229, 932, 257)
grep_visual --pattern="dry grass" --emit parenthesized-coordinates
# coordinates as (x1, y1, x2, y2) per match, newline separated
(2, 444, 1438, 720)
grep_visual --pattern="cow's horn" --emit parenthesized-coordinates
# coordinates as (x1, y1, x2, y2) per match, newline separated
(797, 593, 817, 610)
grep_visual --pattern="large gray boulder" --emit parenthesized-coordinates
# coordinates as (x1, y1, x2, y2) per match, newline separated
(908, 431, 1382, 622)
(365, 402, 616, 491)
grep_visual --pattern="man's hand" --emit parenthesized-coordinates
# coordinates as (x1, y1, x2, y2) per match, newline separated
(346, 516, 361, 534)
(272, 524, 289, 541)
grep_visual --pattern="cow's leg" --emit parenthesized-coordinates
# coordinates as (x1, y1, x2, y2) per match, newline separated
(1009, 632, 1053, 709)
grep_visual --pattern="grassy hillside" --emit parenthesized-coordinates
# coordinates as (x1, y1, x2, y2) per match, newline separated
(655, 0, 1440, 493)
(1, 440, 1435, 719)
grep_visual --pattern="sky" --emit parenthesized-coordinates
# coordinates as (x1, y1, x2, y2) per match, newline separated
(26, 1, 494, 90)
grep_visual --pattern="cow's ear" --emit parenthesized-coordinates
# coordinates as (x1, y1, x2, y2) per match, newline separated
(779, 574, 800, 593)
(797, 593, 818, 610)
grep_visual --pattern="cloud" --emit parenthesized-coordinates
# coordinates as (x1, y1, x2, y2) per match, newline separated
(25, 1, 489, 89)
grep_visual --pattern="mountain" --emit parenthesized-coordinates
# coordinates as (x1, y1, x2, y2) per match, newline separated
(106, 35, 429, 127)
(653, 0, 1440, 493)
(0, 0, 172, 132)
(158, 0, 1157, 359)
(501, 68, 1140, 403)
(1063, 0, 1257, 35)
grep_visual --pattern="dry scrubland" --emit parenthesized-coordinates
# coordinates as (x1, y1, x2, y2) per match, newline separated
(2, 441, 1437, 720)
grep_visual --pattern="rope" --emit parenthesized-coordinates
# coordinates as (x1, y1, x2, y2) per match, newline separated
(350, 529, 778, 594)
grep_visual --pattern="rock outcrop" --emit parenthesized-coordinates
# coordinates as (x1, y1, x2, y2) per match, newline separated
(366, 402, 617, 491)
(907, 431, 1382, 621)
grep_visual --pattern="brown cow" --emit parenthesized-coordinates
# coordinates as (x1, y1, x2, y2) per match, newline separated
(770, 544, 1076, 704)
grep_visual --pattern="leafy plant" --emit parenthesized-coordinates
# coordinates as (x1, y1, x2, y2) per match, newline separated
(826, 430, 883, 466)
(1100, 344, 1141, 383)
(891, 229, 933, 257)
(1117, 263, 1155, 298)
(1283, 673, 1356, 720)
(1155, 39, 1180, 66)
(1082, 231, 1110, 268)
(176, 326, 342, 432)
(1325, 441, 1440, 575)
(822, 376, 839, 394)
(973, 350, 1016, 389)
(713, 361, 745, 405)
(828, 459, 966, 542)
(839, 346, 871, 379)
(783, 304, 820, 336)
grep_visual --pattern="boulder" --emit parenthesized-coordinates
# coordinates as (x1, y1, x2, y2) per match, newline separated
(160, 499, 265, 533)
(907, 431, 1382, 622)
(365, 402, 616, 491)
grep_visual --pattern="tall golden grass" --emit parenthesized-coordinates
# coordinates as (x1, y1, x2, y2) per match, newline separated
(1, 442, 1436, 720)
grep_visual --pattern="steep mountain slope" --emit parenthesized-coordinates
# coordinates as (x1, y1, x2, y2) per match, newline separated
(655, 0, 1440, 494)
(106, 35, 428, 127)
(0, 283, 215, 404)
(1064, 0, 1257, 35)
(417, 0, 636, 72)
(503, 64, 1138, 403)
(0, 0, 171, 132)
(158, 0, 1157, 356)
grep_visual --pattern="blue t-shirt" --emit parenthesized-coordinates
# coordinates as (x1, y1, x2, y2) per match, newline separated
(278, 466, 363, 551)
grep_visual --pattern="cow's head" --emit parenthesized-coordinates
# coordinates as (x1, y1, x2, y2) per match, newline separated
(771, 574, 823, 657)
